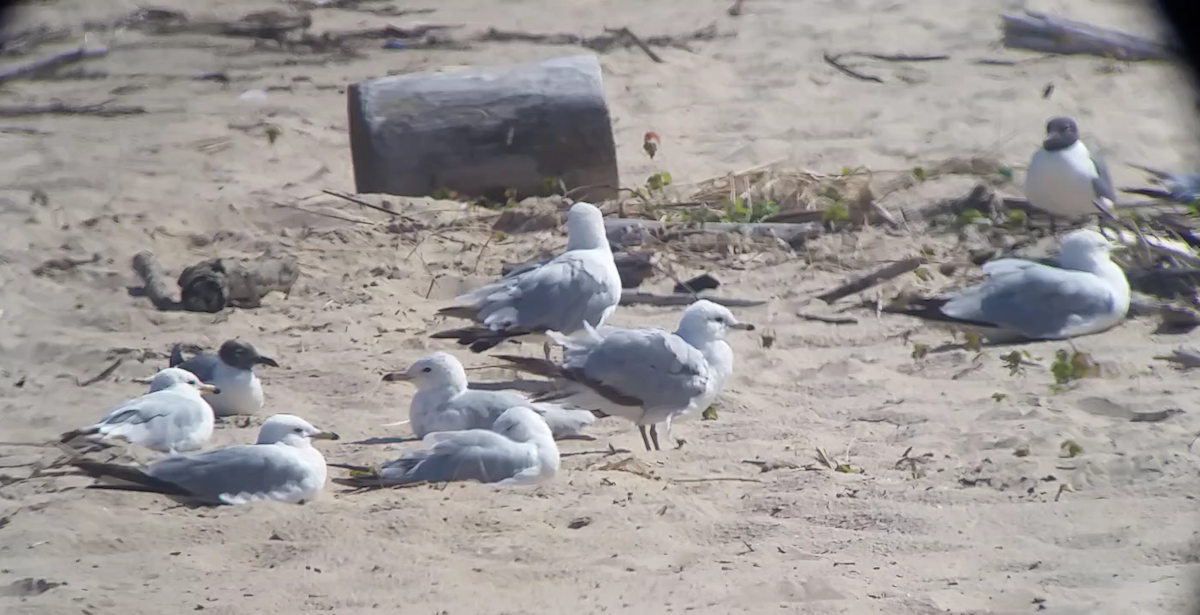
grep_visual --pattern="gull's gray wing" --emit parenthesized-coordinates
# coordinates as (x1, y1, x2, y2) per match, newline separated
(94, 392, 175, 426)
(563, 328, 709, 412)
(429, 389, 525, 432)
(146, 445, 314, 505)
(1090, 154, 1117, 202)
(169, 345, 220, 383)
(377, 430, 532, 485)
(941, 264, 1121, 338)
(459, 250, 616, 333)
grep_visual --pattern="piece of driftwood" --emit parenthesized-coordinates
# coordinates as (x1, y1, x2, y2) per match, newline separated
(673, 273, 720, 294)
(822, 51, 949, 83)
(620, 291, 766, 308)
(131, 250, 300, 313)
(348, 54, 619, 203)
(604, 218, 822, 247)
(501, 250, 656, 289)
(1154, 347, 1200, 369)
(1001, 10, 1175, 61)
(816, 257, 924, 304)
(0, 101, 146, 118)
(0, 46, 109, 85)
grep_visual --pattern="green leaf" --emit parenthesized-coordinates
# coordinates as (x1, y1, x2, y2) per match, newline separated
(701, 406, 718, 421)
(998, 165, 1014, 181)
(912, 166, 928, 182)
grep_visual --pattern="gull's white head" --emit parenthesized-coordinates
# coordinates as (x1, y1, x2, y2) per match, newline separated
(256, 413, 340, 446)
(1058, 228, 1122, 270)
(383, 352, 469, 391)
(492, 406, 555, 444)
(676, 300, 756, 343)
(564, 201, 609, 251)
(148, 367, 220, 395)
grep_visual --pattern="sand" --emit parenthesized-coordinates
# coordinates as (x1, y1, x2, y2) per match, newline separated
(1, 0, 1199, 613)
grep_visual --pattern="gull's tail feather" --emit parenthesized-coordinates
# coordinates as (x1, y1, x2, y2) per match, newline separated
(531, 403, 596, 440)
(436, 305, 480, 320)
(881, 299, 996, 329)
(326, 462, 374, 473)
(429, 327, 526, 353)
(168, 343, 186, 367)
(59, 426, 100, 444)
(492, 354, 562, 379)
(69, 460, 192, 497)
(331, 473, 423, 490)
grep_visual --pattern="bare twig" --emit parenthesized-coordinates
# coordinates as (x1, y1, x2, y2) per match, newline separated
(797, 312, 858, 325)
(816, 257, 923, 304)
(611, 27, 663, 62)
(76, 358, 124, 387)
(273, 202, 375, 225)
(823, 51, 949, 83)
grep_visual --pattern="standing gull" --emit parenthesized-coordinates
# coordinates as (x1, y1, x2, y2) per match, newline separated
(60, 367, 219, 455)
(333, 406, 558, 488)
(881, 228, 1129, 342)
(430, 201, 622, 358)
(382, 351, 596, 441)
(495, 300, 756, 451)
(170, 339, 278, 417)
(70, 414, 340, 506)
(1025, 116, 1118, 223)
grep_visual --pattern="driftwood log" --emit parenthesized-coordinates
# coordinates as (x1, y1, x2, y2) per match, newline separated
(501, 250, 656, 289)
(132, 250, 300, 313)
(1001, 10, 1176, 61)
(620, 291, 766, 308)
(603, 218, 822, 249)
(347, 54, 619, 203)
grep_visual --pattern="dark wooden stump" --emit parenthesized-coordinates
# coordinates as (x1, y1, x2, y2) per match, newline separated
(347, 54, 619, 203)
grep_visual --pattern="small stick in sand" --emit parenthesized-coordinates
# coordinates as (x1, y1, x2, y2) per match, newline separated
(76, 358, 124, 387)
(610, 27, 663, 63)
(0, 100, 146, 118)
(816, 257, 923, 304)
(823, 51, 950, 83)
(0, 46, 109, 85)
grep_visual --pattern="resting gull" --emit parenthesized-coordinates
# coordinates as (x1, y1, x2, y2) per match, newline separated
(60, 367, 218, 455)
(882, 228, 1130, 342)
(333, 406, 558, 488)
(170, 339, 279, 417)
(70, 414, 340, 506)
(382, 351, 595, 441)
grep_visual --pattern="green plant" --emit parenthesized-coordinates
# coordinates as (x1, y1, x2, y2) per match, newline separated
(822, 202, 850, 223)
(1059, 439, 1084, 457)
(1050, 349, 1099, 389)
(645, 171, 672, 193)
(954, 208, 984, 228)
(720, 195, 780, 223)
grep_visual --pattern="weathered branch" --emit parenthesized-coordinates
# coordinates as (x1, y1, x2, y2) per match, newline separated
(1001, 10, 1175, 61)
(0, 46, 108, 84)
(619, 291, 766, 308)
(816, 257, 924, 304)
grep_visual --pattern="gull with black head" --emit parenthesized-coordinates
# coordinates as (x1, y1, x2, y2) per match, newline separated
(170, 339, 279, 417)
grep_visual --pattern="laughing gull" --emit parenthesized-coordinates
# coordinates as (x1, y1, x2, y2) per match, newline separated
(60, 367, 218, 455)
(495, 300, 756, 451)
(881, 229, 1130, 343)
(70, 414, 340, 506)
(1025, 116, 1118, 224)
(430, 201, 622, 359)
(332, 406, 558, 488)
(170, 340, 278, 417)
(381, 351, 595, 441)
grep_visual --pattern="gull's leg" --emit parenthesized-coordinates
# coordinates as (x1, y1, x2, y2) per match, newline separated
(542, 340, 553, 362)
(649, 424, 661, 451)
(638, 425, 652, 451)
(662, 416, 673, 445)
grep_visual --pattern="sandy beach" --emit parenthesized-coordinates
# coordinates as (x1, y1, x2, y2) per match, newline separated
(1, 0, 1199, 613)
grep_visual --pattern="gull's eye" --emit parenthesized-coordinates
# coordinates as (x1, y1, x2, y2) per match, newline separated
(422, 367, 432, 373)
(293, 427, 304, 433)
